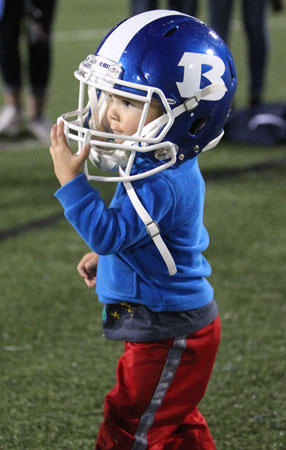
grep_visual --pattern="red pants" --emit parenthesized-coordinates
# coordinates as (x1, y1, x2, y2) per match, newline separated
(96, 316, 221, 450)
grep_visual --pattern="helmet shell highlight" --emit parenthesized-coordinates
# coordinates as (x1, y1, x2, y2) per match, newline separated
(96, 10, 237, 162)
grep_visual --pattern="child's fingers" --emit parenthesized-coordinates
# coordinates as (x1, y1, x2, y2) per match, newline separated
(78, 263, 96, 288)
(77, 256, 93, 278)
(77, 264, 87, 278)
(56, 120, 68, 146)
(77, 144, 91, 164)
(50, 124, 58, 147)
(77, 253, 98, 288)
(84, 277, 96, 289)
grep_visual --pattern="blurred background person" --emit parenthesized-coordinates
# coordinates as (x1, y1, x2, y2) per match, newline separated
(131, 0, 198, 16)
(0, 0, 57, 142)
(130, 0, 283, 108)
(207, 0, 274, 108)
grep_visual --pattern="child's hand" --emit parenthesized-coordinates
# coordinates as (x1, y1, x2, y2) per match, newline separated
(50, 120, 91, 186)
(77, 252, 99, 288)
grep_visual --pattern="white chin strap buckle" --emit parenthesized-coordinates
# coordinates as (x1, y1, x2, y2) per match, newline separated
(123, 179, 177, 276)
(146, 220, 160, 238)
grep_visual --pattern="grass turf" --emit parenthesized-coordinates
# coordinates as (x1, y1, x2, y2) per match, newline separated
(0, 1, 286, 448)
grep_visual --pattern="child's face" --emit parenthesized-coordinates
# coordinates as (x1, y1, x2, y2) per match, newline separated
(106, 94, 163, 143)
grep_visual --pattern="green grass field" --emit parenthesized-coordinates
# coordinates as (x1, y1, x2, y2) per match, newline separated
(1, 1, 286, 449)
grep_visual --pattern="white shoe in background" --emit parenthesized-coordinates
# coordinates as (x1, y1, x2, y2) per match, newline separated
(27, 117, 53, 143)
(0, 104, 22, 136)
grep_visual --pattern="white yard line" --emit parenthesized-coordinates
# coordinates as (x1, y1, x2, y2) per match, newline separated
(52, 17, 286, 43)
(53, 28, 110, 42)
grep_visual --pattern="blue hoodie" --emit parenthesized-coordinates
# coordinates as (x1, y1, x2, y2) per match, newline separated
(55, 156, 213, 312)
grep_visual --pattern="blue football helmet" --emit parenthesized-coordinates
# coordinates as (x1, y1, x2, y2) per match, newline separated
(59, 10, 237, 182)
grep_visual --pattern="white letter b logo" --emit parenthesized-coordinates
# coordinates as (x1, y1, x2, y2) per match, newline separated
(176, 52, 226, 100)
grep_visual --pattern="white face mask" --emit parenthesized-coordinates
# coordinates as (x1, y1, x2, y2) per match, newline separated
(58, 54, 178, 182)
(59, 54, 225, 182)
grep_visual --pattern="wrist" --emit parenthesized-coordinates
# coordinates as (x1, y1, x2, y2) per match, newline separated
(59, 172, 80, 186)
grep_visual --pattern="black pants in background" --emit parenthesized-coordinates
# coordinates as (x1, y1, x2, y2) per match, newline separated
(0, 0, 57, 96)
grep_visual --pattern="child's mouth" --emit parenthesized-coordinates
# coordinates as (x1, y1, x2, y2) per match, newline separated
(112, 128, 123, 135)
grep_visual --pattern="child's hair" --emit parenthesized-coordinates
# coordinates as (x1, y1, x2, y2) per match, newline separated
(58, 10, 236, 183)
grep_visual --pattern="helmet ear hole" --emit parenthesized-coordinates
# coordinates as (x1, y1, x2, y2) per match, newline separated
(189, 116, 210, 136)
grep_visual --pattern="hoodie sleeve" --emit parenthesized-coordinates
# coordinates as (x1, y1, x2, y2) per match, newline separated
(54, 173, 175, 255)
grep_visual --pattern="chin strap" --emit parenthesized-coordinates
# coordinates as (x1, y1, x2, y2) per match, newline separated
(172, 83, 228, 118)
(122, 178, 177, 276)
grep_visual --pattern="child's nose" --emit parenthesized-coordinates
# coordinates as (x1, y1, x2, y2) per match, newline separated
(108, 103, 120, 122)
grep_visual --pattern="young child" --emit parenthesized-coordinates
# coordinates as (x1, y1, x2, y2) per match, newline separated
(50, 10, 236, 449)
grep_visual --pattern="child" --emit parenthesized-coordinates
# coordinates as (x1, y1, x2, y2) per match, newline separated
(50, 10, 236, 449)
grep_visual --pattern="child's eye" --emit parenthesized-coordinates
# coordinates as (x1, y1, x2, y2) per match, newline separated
(123, 99, 133, 108)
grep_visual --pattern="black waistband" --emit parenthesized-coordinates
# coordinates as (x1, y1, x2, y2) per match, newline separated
(102, 299, 218, 342)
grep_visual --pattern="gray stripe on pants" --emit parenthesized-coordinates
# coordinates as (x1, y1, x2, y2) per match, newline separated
(131, 336, 187, 450)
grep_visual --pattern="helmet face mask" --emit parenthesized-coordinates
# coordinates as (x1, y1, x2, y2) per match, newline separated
(59, 10, 237, 182)
(60, 53, 178, 181)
